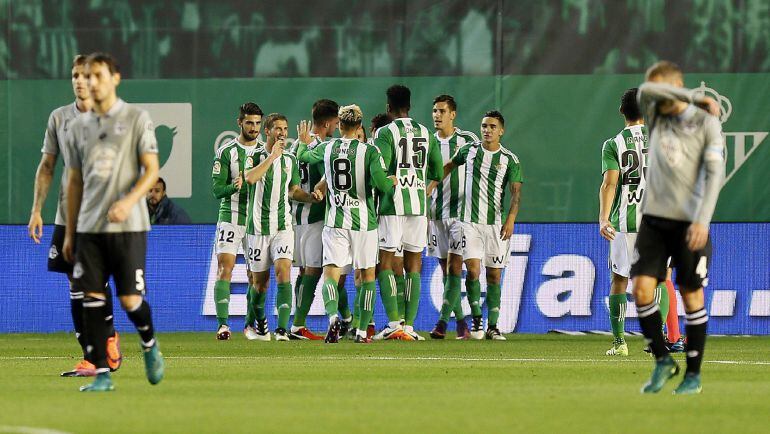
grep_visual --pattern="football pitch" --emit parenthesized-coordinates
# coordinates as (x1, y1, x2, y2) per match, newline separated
(1, 333, 768, 434)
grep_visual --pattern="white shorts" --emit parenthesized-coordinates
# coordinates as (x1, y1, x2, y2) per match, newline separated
(247, 230, 295, 272)
(293, 221, 323, 268)
(609, 231, 637, 278)
(462, 222, 511, 268)
(378, 215, 427, 253)
(214, 222, 248, 256)
(322, 227, 378, 270)
(427, 218, 463, 259)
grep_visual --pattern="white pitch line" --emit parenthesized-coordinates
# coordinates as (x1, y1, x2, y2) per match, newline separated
(1, 355, 769, 366)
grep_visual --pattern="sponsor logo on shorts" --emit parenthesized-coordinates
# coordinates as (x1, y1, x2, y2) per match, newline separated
(73, 263, 84, 279)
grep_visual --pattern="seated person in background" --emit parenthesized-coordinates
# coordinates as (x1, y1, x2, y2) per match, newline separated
(147, 177, 191, 224)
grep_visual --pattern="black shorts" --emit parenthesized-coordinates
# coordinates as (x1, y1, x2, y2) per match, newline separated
(48, 224, 74, 274)
(72, 232, 147, 297)
(630, 215, 712, 289)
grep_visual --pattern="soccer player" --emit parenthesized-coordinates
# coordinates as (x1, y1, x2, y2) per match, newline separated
(630, 61, 724, 394)
(441, 111, 522, 340)
(28, 54, 122, 377)
(295, 105, 396, 343)
(243, 113, 321, 342)
(62, 52, 164, 392)
(599, 88, 672, 356)
(373, 85, 443, 341)
(211, 102, 263, 340)
(289, 99, 342, 340)
(427, 94, 478, 340)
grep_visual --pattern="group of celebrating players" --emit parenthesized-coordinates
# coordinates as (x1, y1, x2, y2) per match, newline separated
(29, 51, 723, 395)
(210, 86, 523, 345)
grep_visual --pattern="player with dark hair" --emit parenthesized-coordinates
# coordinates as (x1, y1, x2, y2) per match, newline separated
(373, 85, 444, 341)
(440, 111, 522, 340)
(62, 52, 164, 391)
(427, 94, 478, 340)
(631, 61, 724, 394)
(289, 99, 341, 340)
(243, 113, 322, 342)
(29, 54, 122, 377)
(211, 102, 264, 340)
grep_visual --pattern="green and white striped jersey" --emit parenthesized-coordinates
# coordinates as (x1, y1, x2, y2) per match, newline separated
(429, 128, 479, 220)
(452, 142, 524, 225)
(290, 135, 325, 225)
(244, 145, 301, 235)
(601, 124, 648, 233)
(212, 139, 253, 226)
(297, 138, 393, 231)
(374, 118, 444, 216)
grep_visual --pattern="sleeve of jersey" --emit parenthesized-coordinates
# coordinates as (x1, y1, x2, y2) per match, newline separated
(41, 112, 59, 155)
(135, 110, 159, 155)
(374, 128, 394, 172)
(508, 158, 524, 184)
(426, 135, 444, 181)
(368, 147, 393, 194)
(694, 115, 726, 226)
(451, 144, 470, 165)
(601, 140, 619, 173)
(298, 141, 325, 165)
(62, 127, 81, 170)
(289, 156, 301, 186)
(211, 151, 236, 199)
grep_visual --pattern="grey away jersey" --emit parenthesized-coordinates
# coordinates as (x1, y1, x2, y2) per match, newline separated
(41, 102, 83, 226)
(638, 83, 725, 225)
(63, 99, 158, 233)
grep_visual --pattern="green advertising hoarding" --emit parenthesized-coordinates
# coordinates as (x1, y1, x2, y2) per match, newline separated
(2, 73, 768, 223)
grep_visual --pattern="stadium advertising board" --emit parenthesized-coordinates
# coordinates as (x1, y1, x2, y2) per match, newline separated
(2, 223, 767, 335)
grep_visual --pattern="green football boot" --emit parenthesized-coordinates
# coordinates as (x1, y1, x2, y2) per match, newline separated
(673, 373, 702, 395)
(143, 342, 165, 385)
(641, 356, 679, 394)
(79, 372, 115, 392)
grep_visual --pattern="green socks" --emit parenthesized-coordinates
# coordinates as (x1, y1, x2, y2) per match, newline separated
(656, 282, 670, 324)
(321, 278, 339, 318)
(337, 280, 351, 319)
(293, 274, 321, 327)
(440, 274, 462, 322)
(244, 285, 257, 327)
(358, 281, 376, 333)
(466, 279, 482, 317)
(276, 282, 292, 329)
(377, 270, 400, 322)
(352, 283, 362, 329)
(608, 293, 627, 341)
(486, 283, 501, 327)
(404, 272, 421, 326)
(395, 274, 406, 321)
(254, 290, 267, 321)
(214, 280, 230, 327)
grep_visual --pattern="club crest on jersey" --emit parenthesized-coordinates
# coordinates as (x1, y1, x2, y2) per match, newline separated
(212, 161, 221, 175)
(114, 121, 127, 136)
(245, 157, 253, 169)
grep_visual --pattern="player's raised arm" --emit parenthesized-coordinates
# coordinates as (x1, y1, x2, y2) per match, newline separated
(245, 140, 283, 184)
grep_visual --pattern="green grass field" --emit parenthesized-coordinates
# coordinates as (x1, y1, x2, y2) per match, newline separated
(1, 333, 769, 434)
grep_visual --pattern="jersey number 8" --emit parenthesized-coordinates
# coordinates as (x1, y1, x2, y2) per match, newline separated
(332, 158, 352, 191)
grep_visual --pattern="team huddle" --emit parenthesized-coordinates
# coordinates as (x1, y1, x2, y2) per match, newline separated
(210, 86, 523, 344)
(29, 51, 723, 395)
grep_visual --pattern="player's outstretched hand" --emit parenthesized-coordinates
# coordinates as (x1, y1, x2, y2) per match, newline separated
(599, 220, 616, 241)
(686, 222, 709, 251)
(311, 188, 324, 203)
(500, 217, 515, 241)
(297, 120, 312, 144)
(233, 175, 243, 191)
(28, 212, 43, 244)
(699, 97, 721, 118)
(62, 234, 74, 263)
(107, 198, 132, 223)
